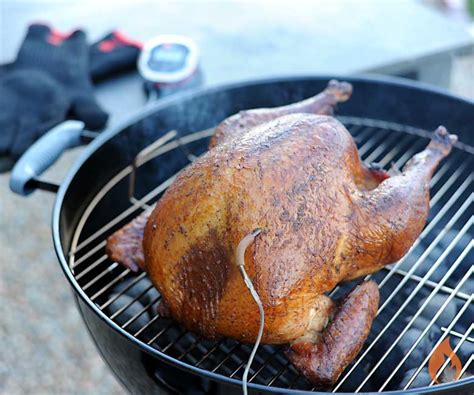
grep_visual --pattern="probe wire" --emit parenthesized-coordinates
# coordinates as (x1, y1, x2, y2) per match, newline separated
(236, 229, 264, 395)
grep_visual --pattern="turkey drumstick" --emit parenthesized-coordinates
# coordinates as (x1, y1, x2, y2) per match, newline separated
(287, 281, 379, 387)
(343, 126, 457, 281)
(209, 79, 352, 148)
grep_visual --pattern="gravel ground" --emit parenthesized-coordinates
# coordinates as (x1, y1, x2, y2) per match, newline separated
(0, 147, 124, 395)
(0, 46, 472, 395)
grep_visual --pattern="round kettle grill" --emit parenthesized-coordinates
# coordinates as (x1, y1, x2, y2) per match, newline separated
(11, 76, 473, 394)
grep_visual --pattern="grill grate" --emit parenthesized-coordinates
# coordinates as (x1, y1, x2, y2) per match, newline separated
(68, 117, 473, 392)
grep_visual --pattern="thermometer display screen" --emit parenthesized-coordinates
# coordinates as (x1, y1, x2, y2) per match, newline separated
(148, 44, 189, 72)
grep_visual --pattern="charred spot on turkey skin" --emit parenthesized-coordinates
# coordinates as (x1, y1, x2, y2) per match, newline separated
(174, 229, 231, 336)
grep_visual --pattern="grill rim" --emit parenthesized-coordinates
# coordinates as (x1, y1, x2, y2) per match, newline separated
(51, 75, 473, 394)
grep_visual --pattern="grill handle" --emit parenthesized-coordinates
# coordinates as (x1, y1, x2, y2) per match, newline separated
(10, 121, 86, 196)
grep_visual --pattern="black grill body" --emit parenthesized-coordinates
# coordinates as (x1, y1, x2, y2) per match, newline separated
(50, 76, 473, 394)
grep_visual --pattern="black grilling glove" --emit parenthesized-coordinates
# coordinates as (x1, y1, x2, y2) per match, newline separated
(90, 30, 141, 83)
(0, 69, 70, 162)
(13, 24, 109, 129)
(0, 30, 141, 83)
(0, 25, 142, 172)
(0, 24, 109, 170)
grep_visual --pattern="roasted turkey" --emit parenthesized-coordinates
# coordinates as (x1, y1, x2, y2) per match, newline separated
(106, 80, 457, 386)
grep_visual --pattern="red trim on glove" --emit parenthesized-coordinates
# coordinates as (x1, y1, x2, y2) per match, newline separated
(47, 29, 70, 45)
(112, 30, 142, 49)
(98, 31, 142, 52)
(99, 30, 143, 51)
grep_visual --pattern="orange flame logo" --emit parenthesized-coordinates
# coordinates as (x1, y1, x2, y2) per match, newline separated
(428, 337, 463, 383)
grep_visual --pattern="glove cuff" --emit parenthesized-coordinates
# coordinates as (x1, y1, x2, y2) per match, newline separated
(90, 31, 141, 83)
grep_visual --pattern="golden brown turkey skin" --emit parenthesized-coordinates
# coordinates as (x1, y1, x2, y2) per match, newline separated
(144, 115, 354, 342)
(141, 115, 456, 345)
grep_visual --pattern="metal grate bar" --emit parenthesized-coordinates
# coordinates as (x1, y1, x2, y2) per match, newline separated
(429, 155, 454, 186)
(133, 314, 160, 338)
(363, 131, 407, 164)
(109, 284, 155, 320)
(347, 125, 365, 141)
(333, 214, 472, 391)
(67, 117, 473, 392)
(429, 161, 470, 207)
(75, 254, 108, 280)
(99, 272, 148, 309)
(121, 295, 161, 330)
(146, 321, 175, 345)
(184, 339, 221, 363)
(81, 262, 122, 291)
(71, 201, 157, 268)
(342, 116, 474, 155)
(89, 268, 131, 300)
(161, 330, 189, 353)
(430, 324, 473, 386)
(440, 327, 474, 343)
(177, 336, 202, 360)
(78, 256, 137, 292)
(195, 339, 226, 367)
(371, 134, 419, 168)
(211, 343, 243, 372)
(392, 141, 425, 169)
(357, 127, 396, 157)
(373, 246, 472, 391)
(457, 354, 473, 381)
(248, 347, 285, 382)
(267, 361, 292, 386)
(71, 179, 171, 264)
(228, 344, 280, 379)
(350, 125, 376, 144)
(391, 267, 471, 302)
(72, 240, 106, 268)
(404, 295, 473, 389)
(364, 133, 415, 167)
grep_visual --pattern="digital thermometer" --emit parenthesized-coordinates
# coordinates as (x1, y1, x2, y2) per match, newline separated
(138, 35, 201, 98)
